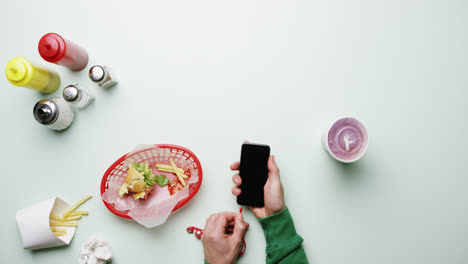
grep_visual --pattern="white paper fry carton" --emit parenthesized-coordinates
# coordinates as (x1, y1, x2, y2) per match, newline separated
(16, 197, 76, 250)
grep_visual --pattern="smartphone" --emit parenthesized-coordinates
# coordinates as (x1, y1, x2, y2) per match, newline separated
(237, 143, 270, 207)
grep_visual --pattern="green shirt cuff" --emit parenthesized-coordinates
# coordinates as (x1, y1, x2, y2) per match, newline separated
(258, 207, 303, 248)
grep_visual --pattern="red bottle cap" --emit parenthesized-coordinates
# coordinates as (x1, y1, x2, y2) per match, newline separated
(38, 33, 66, 62)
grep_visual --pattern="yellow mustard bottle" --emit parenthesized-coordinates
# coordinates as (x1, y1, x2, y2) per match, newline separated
(5, 57, 60, 94)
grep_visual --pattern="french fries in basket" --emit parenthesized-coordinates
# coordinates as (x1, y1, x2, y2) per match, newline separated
(155, 159, 188, 187)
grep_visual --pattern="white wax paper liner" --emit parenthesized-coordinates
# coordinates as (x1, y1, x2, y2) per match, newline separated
(102, 145, 199, 228)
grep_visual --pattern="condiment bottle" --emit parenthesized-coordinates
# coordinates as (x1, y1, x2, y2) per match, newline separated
(89, 65, 118, 89)
(5, 57, 60, 94)
(38, 33, 88, 71)
(63, 84, 95, 110)
(33, 98, 75, 130)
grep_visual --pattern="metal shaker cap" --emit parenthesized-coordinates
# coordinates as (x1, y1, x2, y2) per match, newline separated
(89, 65, 105, 82)
(63, 85, 81, 102)
(33, 99, 58, 125)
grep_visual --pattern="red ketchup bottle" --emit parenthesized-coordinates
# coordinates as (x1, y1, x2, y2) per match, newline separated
(38, 33, 88, 71)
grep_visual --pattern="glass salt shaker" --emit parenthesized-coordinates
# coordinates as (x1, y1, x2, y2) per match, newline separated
(89, 65, 118, 89)
(63, 84, 95, 109)
(33, 98, 74, 130)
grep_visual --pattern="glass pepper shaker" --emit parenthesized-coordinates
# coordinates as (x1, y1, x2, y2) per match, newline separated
(33, 98, 74, 130)
(63, 84, 95, 109)
(89, 65, 118, 89)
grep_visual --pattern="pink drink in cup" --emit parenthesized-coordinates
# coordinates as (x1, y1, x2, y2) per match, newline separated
(323, 117, 369, 163)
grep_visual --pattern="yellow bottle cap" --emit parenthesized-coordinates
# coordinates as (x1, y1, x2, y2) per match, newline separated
(5, 57, 32, 86)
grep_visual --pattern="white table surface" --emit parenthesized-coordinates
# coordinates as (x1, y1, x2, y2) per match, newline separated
(1, 0, 468, 263)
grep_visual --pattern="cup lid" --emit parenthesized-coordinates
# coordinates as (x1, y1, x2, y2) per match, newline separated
(5, 57, 31, 85)
(38, 33, 66, 62)
(89, 66, 105, 82)
(33, 99, 58, 125)
(63, 85, 81, 102)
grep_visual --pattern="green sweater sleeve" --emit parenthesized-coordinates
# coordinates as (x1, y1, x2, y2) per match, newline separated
(258, 207, 309, 264)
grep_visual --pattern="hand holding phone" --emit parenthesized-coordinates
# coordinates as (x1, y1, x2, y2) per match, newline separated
(237, 143, 270, 207)
(232, 143, 285, 217)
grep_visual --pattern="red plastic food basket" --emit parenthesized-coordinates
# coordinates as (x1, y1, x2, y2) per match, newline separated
(100, 144, 203, 219)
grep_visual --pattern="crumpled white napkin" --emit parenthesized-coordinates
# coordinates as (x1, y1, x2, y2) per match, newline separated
(78, 236, 112, 264)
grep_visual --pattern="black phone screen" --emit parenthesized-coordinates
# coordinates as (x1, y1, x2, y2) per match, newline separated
(237, 143, 270, 207)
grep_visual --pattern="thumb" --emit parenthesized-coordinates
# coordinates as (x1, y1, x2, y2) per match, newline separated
(232, 213, 248, 242)
(268, 155, 280, 181)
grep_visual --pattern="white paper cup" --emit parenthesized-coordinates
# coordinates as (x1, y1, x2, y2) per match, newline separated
(16, 197, 76, 250)
(323, 117, 369, 163)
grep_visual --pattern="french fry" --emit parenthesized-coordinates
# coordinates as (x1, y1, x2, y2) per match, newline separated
(53, 231, 66, 236)
(170, 158, 186, 186)
(63, 195, 92, 217)
(156, 166, 188, 179)
(50, 227, 66, 232)
(69, 211, 88, 216)
(50, 221, 78, 227)
(50, 213, 63, 221)
(156, 164, 184, 173)
(51, 227, 67, 236)
(50, 214, 82, 221)
(64, 215, 82, 221)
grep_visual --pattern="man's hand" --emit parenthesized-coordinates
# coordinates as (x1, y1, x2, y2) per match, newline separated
(201, 212, 249, 264)
(231, 155, 286, 218)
